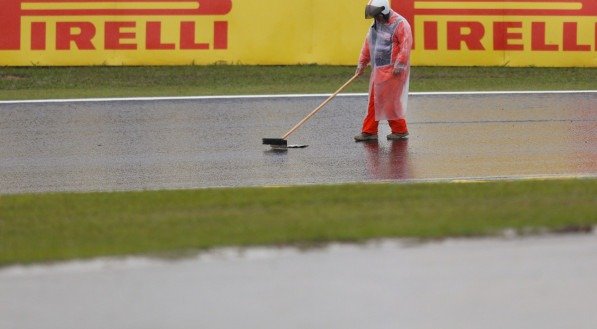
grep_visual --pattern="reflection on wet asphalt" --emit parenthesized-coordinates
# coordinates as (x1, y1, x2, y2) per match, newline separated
(1, 233, 596, 329)
(0, 92, 595, 193)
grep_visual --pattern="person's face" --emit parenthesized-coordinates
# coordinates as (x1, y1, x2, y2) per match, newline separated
(374, 14, 386, 23)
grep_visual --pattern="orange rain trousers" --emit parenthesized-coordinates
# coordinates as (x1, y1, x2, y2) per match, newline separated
(361, 87, 408, 135)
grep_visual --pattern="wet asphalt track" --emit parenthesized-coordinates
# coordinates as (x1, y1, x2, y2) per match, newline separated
(0, 92, 596, 194)
(2, 234, 597, 329)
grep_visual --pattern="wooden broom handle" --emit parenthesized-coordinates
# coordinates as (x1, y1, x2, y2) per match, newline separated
(282, 74, 359, 140)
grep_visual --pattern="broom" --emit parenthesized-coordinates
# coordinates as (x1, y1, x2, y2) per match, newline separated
(262, 74, 359, 148)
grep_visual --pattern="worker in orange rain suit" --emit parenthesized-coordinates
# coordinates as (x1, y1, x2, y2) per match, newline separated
(354, 0, 413, 142)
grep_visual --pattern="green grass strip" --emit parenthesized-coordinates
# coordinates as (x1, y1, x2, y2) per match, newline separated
(1, 179, 595, 266)
(1, 65, 596, 100)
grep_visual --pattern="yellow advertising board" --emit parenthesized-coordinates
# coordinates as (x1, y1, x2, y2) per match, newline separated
(395, 0, 597, 66)
(0, 0, 370, 66)
(0, 0, 595, 66)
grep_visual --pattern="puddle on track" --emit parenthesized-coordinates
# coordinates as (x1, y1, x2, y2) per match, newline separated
(2, 233, 596, 329)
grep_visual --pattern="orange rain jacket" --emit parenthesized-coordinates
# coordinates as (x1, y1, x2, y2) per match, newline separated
(358, 10, 413, 121)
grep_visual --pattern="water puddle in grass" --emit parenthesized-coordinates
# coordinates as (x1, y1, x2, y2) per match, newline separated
(1, 233, 597, 329)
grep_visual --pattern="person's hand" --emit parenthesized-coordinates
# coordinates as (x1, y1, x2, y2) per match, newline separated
(355, 64, 365, 77)
(393, 65, 404, 76)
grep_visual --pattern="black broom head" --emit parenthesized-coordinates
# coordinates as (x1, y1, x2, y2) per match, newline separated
(262, 138, 287, 146)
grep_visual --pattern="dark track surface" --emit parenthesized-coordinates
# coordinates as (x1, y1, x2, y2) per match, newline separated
(1, 92, 595, 194)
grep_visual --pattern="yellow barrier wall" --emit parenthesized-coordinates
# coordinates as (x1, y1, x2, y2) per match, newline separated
(396, 0, 597, 67)
(0, 0, 595, 66)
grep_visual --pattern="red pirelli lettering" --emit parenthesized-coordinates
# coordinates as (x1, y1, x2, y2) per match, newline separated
(0, 0, 232, 51)
(392, 0, 597, 52)
(0, 1, 21, 49)
(180, 22, 209, 49)
(424, 21, 438, 50)
(532, 22, 559, 51)
(31, 22, 46, 50)
(146, 22, 176, 50)
(105, 22, 137, 50)
(447, 21, 485, 50)
(56, 22, 96, 50)
(563, 22, 591, 51)
(20, 0, 232, 16)
(213, 21, 228, 50)
(494, 22, 523, 51)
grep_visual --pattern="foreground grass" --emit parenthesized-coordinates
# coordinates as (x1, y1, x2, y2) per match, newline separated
(1, 179, 595, 266)
(1, 66, 595, 100)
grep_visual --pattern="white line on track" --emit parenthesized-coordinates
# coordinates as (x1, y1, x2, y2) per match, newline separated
(203, 173, 597, 191)
(255, 174, 597, 190)
(0, 90, 595, 105)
